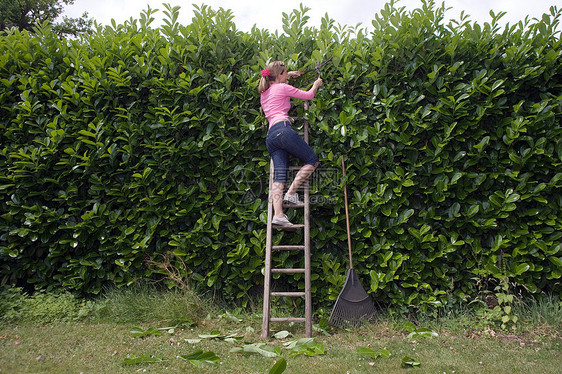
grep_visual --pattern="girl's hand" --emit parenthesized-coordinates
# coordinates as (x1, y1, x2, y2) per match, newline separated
(288, 71, 302, 78)
(312, 77, 323, 94)
(314, 77, 323, 88)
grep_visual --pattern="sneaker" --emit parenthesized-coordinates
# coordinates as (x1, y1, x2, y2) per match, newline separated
(272, 214, 294, 227)
(283, 192, 302, 205)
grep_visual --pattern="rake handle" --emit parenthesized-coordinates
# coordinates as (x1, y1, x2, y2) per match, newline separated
(342, 157, 353, 269)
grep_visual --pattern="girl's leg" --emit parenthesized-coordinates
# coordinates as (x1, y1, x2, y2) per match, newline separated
(286, 163, 318, 195)
(282, 128, 320, 197)
(267, 145, 289, 218)
(272, 181, 285, 217)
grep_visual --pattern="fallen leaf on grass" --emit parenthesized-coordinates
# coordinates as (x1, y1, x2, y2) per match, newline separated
(179, 350, 220, 367)
(130, 327, 162, 338)
(219, 311, 243, 323)
(407, 327, 438, 339)
(198, 331, 222, 339)
(357, 347, 391, 359)
(273, 330, 291, 339)
(284, 338, 325, 357)
(198, 330, 243, 342)
(230, 343, 280, 357)
(283, 338, 313, 350)
(269, 358, 287, 374)
(401, 356, 421, 368)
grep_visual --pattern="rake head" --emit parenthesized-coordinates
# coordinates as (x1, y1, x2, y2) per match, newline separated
(329, 269, 378, 328)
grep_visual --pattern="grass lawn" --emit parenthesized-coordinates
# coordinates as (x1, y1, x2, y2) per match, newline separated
(1, 287, 560, 373)
(1, 314, 561, 373)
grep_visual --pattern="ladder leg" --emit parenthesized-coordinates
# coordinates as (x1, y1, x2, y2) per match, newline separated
(303, 102, 312, 337)
(304, 177, 312, 337)
(261, 159, 275, 338)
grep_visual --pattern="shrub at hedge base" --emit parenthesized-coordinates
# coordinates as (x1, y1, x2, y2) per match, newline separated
(0, 2, 561, 311)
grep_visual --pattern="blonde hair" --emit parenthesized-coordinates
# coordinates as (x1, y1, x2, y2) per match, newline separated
(258, 61, 286, 94)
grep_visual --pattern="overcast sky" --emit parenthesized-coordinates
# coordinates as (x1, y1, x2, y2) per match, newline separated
(61, 0, 558, 32)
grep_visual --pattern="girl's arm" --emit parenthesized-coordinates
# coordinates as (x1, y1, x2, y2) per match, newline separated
(282, 78, 324, 100)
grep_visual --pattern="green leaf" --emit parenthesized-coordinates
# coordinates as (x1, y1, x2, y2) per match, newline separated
(230, 343, 278, 357)
(398, 321, 416, 333)
(198, 331, 222, 339)
(283, 337, 310, 349)
(450, 172, 463, 184)
(407, 327, 438, 339)
(449, 202, 461, 218)
(274, 330, 291, 339)
(473, 136, 490, 150)
(397, 209, 414, 224)
(130, 327, 162, 338)
(513, 263, 530, 275)
(466, 204, 479, 217)
(505, 193, 520, 204)
(401, 356, 421, 367)
(357, 347, 391, 359)
(179, 350, 220, 367)
(287, 340, 325, 357)
(548, 256, 562, 267)
(78, 130, 96, 138)
(269, 358, 287, 374)
(549, 173, 562, 185)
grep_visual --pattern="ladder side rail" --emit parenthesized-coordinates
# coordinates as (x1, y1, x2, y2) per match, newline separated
(261, 160, 275, 338)
(303, 100, 312, 337)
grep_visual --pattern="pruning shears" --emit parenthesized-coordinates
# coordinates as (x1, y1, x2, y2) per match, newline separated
(301, 56, 332, 77)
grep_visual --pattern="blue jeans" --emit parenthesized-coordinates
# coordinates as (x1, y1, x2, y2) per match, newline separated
(266, 121, 320, 183)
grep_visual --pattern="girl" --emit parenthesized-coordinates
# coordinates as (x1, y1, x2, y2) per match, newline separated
(258, 61, 323, 227)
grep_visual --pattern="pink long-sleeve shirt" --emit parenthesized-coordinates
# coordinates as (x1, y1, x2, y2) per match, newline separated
(260, 83, 316, 128)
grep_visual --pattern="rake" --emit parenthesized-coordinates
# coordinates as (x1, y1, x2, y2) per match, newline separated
(328, 157, 378, 328)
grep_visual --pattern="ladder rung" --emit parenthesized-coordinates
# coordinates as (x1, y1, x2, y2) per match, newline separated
(271, 291, 306, 297)
(298, 132, 305, 136)
(282, 202, 305, 208)
(271, 268, 305, 274)
(272, 245, 305, 251)
(271, 317, 306, 323)
(288, 166, 301, 171)
(272, 224, 304, 230)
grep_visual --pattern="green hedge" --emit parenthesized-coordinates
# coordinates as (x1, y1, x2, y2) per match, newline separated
(1, 2, 561, 311)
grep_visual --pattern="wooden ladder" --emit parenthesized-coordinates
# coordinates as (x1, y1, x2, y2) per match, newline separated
(262, 104, 312, 338)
